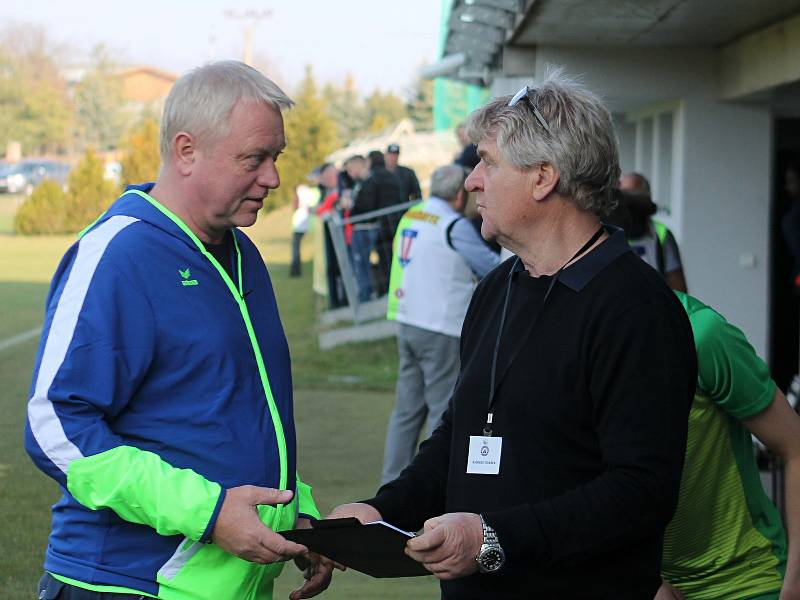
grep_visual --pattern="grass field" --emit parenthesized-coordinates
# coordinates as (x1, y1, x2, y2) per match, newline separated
(0, 196, 439, 599)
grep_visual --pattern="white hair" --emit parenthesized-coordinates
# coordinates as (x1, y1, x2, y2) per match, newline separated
(466, 68, 620, 217)
(159, 60, 293, 161)
(430, 164, 468, 201)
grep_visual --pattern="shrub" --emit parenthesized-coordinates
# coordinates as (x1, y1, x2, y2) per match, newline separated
(13, 179, 68, 234)
(13, 148, 121, 235)
(62, 148, 120, 233)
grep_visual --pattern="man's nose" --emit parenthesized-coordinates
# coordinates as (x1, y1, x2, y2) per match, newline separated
(465, 166, 482, 192)
(258, 160, 280, 189)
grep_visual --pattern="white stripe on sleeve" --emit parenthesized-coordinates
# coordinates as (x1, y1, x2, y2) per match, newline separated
(27, 215, 139, 474)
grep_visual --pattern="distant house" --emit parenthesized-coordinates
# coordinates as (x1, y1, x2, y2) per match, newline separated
(62, 64, 177, 114)
(113, 66, 177, 113)
(430, 0, 800, 386)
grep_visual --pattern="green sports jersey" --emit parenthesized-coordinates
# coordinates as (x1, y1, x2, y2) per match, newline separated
(663, 292, 786, 599)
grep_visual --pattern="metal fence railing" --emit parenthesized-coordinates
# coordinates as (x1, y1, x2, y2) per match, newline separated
(320, 200, 417, 325)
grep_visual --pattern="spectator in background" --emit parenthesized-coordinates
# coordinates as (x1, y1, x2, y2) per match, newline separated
(349, 151, 400, 301)
(454, 122, 501, 258)
(619, 172, 687, 292)
(385, 143, 421, 202)
(290, 170, 322, 278)
(338, 154, 366, 213)
(382, 164, 500, 485)
(454, 122, 480, 169)
(383, 145, 421, 294)
(315, 163, 348, 308)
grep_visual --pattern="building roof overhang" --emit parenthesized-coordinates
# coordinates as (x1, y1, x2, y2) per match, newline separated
(434, 0, 800, 85)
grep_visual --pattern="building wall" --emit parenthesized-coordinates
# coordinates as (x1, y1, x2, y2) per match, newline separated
(118, 71, 175, 104)
(490, 45, 772, 356)
(679, 98, 771, 359)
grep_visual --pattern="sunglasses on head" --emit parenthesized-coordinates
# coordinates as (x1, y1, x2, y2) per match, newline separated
(508, 86, 551, 134)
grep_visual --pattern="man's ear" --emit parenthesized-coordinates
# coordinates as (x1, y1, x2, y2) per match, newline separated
(531, 163, 560, 202)
(173, 132, 197, 176)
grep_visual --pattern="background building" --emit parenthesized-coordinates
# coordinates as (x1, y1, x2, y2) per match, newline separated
(432, 0, 800, 388)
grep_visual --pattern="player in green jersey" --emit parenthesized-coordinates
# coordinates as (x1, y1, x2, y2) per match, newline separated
(656, 292, 800, 600)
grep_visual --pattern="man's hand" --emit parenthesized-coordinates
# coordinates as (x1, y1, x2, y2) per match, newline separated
(405, 512, 483, 580)
(654, 580, 685, 600)
(327, 502, 382, 524)
(781, 572, 800, 600)
(288, 517, 338, 599)
(291, 552, 334, 599)
(211, 485, 307, 564)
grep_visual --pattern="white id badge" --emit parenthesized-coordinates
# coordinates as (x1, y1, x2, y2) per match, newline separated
(466, 436, 503, 475)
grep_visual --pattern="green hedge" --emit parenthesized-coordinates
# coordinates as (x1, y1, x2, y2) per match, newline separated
(14, 149, 120, 235)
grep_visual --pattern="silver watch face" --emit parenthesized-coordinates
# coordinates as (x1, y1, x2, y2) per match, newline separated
(478, 546, 505, 572)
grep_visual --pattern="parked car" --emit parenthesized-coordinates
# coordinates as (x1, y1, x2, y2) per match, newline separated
(0, 160, 71, 195)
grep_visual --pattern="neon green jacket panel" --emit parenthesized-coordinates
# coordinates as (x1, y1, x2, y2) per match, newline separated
(67, 446, 222, 541)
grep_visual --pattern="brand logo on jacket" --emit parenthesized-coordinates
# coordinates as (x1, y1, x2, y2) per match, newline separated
(179, 268, 199, 286)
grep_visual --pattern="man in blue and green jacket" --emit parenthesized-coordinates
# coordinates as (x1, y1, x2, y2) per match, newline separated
(25, 61, 330, 600)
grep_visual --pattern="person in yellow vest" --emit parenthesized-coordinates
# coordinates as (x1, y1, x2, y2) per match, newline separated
(619, 172, 687, 292)
(382, 164, 499, 485)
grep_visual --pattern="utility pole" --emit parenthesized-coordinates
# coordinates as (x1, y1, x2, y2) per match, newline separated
(224, 8, 273, 66)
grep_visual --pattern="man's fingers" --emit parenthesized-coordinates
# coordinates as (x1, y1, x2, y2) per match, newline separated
(290, 564, 333, 599)
(317, 554, 346, 572)
(258, 530, 307, 560)
(246, 485, 294, 506)
(406, 544, 449, 565)
(421, 559, 461, 581)
(422, 516, 443, 531)
(421, 560, 449, 575)
(406, 525, 445, 552)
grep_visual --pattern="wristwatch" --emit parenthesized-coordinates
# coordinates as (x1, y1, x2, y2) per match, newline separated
(475, 514, 506, 573)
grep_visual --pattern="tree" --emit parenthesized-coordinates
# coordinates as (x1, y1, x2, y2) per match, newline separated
(406, 75, 434, 132)
(120, 117, 160, 187)
(363, 89, 408, 133)
(0, 24, 73, 155)
(63, 148, 120, 232)
(272, 65, 337, 210)
(73, 45, 127, 152)
(322, 73, 367, 146)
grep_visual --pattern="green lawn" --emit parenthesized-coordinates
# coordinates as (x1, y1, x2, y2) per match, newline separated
(0, 193, 25, 235)
(0, 204, 439, 599)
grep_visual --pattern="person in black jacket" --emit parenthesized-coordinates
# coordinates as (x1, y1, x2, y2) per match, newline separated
(349, 151, 401, 301)
(330, 71, 696, 599)
(385, 143, 422, 202)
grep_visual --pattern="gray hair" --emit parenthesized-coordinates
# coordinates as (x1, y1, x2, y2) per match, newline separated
(160, 60, 293, 161)
(466, 68, 620, 217)
(430, 164, 468, 201)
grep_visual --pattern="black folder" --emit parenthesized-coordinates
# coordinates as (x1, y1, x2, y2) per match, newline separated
(282, 517, 430, 578)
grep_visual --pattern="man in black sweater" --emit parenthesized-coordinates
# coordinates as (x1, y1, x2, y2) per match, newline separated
(331, 72, 695, 599)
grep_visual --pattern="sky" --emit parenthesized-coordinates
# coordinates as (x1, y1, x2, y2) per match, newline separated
(3, 0, 444, 96)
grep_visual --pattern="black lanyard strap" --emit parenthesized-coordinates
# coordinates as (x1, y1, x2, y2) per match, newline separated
(483, 225, 605, 436)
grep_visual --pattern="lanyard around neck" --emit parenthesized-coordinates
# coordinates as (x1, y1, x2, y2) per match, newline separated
(483, 225, 605, 436)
